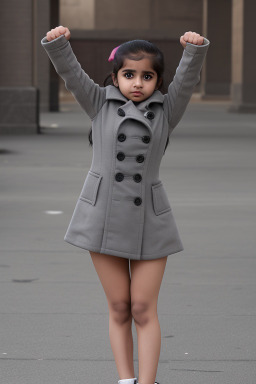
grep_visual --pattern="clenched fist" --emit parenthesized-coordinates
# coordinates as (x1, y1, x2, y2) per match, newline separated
(180, 31, 204, 48)
(46, 26, 71, 42)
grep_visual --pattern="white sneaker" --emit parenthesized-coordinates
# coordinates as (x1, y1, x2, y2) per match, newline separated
(118, 378, 137, 384)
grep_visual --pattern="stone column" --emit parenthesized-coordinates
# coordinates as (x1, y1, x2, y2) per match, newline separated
(1, 1, 35, 133)
(201, 0, 232, 98)
(33, 0, 59, 112)
(230, 0, 256, 112)
(49, 0, 60, 111)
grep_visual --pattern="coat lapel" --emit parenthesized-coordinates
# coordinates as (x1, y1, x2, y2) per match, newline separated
(105, 85, 128, 103)
(105, 86, 164, 133)
(138, 90, 164, 110)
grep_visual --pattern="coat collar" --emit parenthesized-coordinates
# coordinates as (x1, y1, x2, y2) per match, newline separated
(105, 85, 164, 109)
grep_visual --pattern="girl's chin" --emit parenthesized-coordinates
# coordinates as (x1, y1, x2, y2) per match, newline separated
(130, 94, 147, 102)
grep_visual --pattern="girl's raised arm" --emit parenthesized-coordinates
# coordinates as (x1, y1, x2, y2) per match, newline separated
(41, 26, 106, 119)
(163, 33, 210, 133)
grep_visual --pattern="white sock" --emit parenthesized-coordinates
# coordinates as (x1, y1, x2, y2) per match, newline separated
(118, 378, 137, 384)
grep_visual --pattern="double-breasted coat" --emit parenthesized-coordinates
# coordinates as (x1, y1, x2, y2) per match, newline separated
(41, 34, 210, 261)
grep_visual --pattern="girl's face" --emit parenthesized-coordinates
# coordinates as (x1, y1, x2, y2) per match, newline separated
(112, 57, 159, 102)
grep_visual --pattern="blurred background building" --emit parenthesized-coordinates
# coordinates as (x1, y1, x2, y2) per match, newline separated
(0, 0, 255, 133)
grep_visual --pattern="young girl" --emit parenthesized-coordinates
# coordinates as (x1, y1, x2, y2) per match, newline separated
(41, 26, 210, 384)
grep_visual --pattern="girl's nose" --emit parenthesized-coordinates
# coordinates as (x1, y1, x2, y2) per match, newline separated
(134, 76, 143, 87)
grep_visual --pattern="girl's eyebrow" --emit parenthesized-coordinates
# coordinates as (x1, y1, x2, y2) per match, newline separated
(122, 69, 155, 75)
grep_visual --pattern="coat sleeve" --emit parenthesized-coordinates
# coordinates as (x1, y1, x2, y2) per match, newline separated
(41, 34, 106, 119)
(163, 38, 210, 133)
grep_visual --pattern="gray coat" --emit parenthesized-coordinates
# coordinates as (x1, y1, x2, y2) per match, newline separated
(41, 35, 210, 261)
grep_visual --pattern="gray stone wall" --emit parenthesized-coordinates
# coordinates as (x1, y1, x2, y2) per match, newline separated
(60, 0, 95, 29)
(151, 0, 203, 35)
(0, 0, 33, 86)
(95, 0, 203, 36)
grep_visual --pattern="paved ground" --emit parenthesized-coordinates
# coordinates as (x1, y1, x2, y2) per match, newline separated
(1, 99, 256, 384)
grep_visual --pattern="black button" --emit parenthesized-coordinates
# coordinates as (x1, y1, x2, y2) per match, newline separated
(134, 197, 142, 206)
(144, 111, 155, 120)
(117, 152, 125, 161)
(117, 108, 125, 117)
(142, 135, 150, 144)
(136, 154, 145, 163)
(115, 172, 124, 182)
(133, 174, 142, 183)
(118, 133, 126, 142)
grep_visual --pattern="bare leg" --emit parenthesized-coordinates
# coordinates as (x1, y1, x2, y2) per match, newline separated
(90, 251, 135, 379)
(130, 256, 168, 384)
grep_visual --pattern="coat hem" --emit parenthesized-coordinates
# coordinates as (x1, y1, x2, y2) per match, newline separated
(64, 235, 184, 260)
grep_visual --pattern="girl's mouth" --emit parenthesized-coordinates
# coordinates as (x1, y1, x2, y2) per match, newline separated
(132, 92, 143, 96)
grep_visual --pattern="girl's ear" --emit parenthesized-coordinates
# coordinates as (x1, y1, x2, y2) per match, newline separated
(111, 73, 119, 87)
(155, 78, 163, 90)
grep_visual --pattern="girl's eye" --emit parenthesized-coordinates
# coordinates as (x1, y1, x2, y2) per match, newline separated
(144, 74, 153, 80)
(124, 73, 133, 79)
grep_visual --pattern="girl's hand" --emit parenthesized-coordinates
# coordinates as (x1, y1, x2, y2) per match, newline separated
(180, 31, 204, 48)
(46, 26, 71, 42)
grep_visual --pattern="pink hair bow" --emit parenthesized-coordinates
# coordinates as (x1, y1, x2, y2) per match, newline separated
(108, 45, 120, 62)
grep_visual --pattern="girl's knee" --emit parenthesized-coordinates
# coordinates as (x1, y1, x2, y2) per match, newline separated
(131, 301, 157, 326)
(109, 300, 132, 325)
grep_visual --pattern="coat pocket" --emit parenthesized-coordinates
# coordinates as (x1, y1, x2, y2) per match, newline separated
(79, 171, 102, 206)
(151, 181, 172, 215)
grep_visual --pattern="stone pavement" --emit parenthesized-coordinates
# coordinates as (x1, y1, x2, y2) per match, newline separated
(0, 99, 256, 384)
